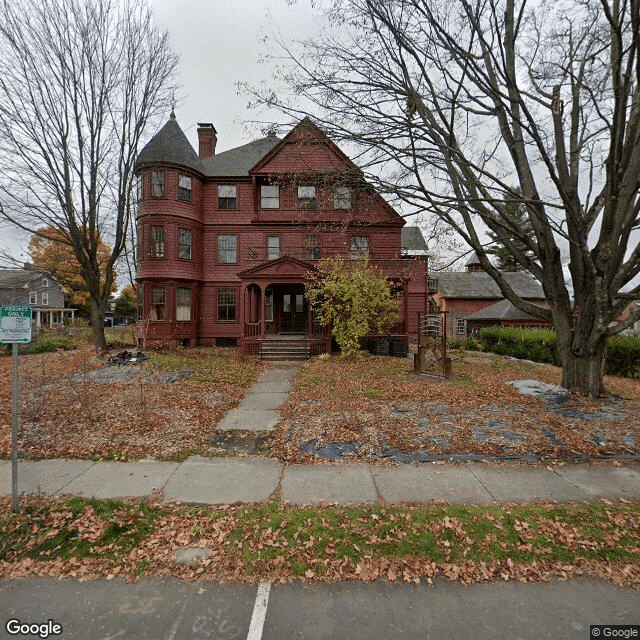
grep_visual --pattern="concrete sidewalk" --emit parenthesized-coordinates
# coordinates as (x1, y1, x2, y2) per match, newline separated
(1, 456, 639, 505)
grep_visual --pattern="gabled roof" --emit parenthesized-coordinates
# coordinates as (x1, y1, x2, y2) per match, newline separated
(465, 251, 481, 266)
(201, 134, 282, 177)
(436, 270, 544, 299)
(465, 298, 544, 321)
(401, 227, 428, 255)
(0, 268, 51, 288)
(250, 117, 360, 177)
(136, 114, 203, 173)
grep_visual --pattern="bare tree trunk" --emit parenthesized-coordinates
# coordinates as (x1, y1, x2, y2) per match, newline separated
(90, 298, 108, 354)
(556, 327, 608, 397)
(0, 0, 178, 343)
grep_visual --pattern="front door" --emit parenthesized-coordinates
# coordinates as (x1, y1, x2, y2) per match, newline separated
(280, 285, 306, 333)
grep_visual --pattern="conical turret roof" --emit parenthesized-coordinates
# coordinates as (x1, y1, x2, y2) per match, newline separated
(136, 113, 203, 174)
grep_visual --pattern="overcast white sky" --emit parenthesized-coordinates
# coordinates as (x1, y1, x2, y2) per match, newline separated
(150, 0, 315, 153)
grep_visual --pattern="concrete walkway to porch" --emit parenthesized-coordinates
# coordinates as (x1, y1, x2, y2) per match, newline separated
(213, 366, 298, 432)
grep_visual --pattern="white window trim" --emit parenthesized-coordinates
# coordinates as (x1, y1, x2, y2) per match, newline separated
(41, 292, 49, 306)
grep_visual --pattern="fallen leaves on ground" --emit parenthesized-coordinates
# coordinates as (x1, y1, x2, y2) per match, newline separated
(0, 343, 265, 461)
(1, 495, 639, 589)
(271, 353, 640, 463)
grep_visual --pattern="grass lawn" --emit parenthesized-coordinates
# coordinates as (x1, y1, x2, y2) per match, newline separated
(272, 351, 640, 463)
(1, 494, 638, 588)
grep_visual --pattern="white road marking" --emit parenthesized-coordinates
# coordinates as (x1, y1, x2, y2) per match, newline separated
(163, 586, 194, 640)
(246, 581, 271, 640)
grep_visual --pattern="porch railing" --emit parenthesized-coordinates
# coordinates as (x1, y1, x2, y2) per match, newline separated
(311, 322, 330, 337)
(244, 321, 261, 338)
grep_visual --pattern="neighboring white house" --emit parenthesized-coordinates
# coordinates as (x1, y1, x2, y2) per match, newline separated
(0, 267, 76, 330)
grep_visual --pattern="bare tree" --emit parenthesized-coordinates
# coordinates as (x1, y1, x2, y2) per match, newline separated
(248, 0, 640, 396)
(0, 0, 178, 352)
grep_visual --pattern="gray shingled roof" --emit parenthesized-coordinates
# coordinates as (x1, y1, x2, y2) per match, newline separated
(201, 134, 282, 177)
(0, 268, 48, 288)
(136, 115, 203, 173)
(465, 298, 543, 321)
(436, 270, 544, 299)
(401, 227, 428, 253)
(465, 251, 481, 266)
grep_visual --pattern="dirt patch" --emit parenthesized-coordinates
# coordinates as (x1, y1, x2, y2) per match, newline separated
(207, 430, 270, 455)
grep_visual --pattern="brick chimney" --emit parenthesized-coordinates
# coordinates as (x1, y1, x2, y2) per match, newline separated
(197, 122, 217, 159)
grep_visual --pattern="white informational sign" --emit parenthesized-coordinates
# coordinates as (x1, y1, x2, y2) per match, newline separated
(1, 305, 32, 344)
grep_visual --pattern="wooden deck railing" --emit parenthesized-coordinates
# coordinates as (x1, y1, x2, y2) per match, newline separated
(244, 321, 261, 338)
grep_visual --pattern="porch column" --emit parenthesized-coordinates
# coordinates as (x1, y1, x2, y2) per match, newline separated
(403, 286, 409, 333)
(307, 299, 313, 336)
(49, 311, 53, 327)
(250, 285, 258, 323)
(259, 283, 266, 336)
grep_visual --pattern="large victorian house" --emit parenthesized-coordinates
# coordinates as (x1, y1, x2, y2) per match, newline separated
(135, 114, 430, 356)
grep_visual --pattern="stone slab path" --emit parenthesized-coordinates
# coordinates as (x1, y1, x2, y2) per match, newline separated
(214, 367, 297, 432)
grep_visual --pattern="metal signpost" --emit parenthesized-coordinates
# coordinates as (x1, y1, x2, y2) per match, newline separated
(1, 305, 32, 511)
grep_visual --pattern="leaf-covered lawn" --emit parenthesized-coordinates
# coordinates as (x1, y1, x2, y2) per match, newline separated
(272, 353, 640, 463)
(0, 344, 265, 461)
(1, 495, 638, 588)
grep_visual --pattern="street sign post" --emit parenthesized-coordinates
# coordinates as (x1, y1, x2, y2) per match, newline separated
(1, 305, 33, 511)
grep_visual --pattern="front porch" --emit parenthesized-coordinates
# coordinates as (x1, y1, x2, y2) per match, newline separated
(242, 283, 332, 358)
(238, 256, 408, 359)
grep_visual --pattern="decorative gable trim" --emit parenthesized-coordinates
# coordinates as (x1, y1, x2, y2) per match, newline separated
(237, 255, 317, 280)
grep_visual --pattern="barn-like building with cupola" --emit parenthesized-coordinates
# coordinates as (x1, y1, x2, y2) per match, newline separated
(134, 113, 431, 357)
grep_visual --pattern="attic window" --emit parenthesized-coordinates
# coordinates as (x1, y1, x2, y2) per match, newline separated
(261, 185, 279, 209)
(334, 186, 352, 210)
(41, 278, 48, 288)
(218, 185, 237, 209)
(151, 170, 165, 197)
(178, 174, 192, 202)
(298, 185, 316, 210)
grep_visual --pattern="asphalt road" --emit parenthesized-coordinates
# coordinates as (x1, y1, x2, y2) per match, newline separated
(1, 577, 639, 640)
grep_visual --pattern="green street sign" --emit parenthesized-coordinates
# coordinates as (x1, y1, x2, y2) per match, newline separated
(1, 305, 32, 344)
